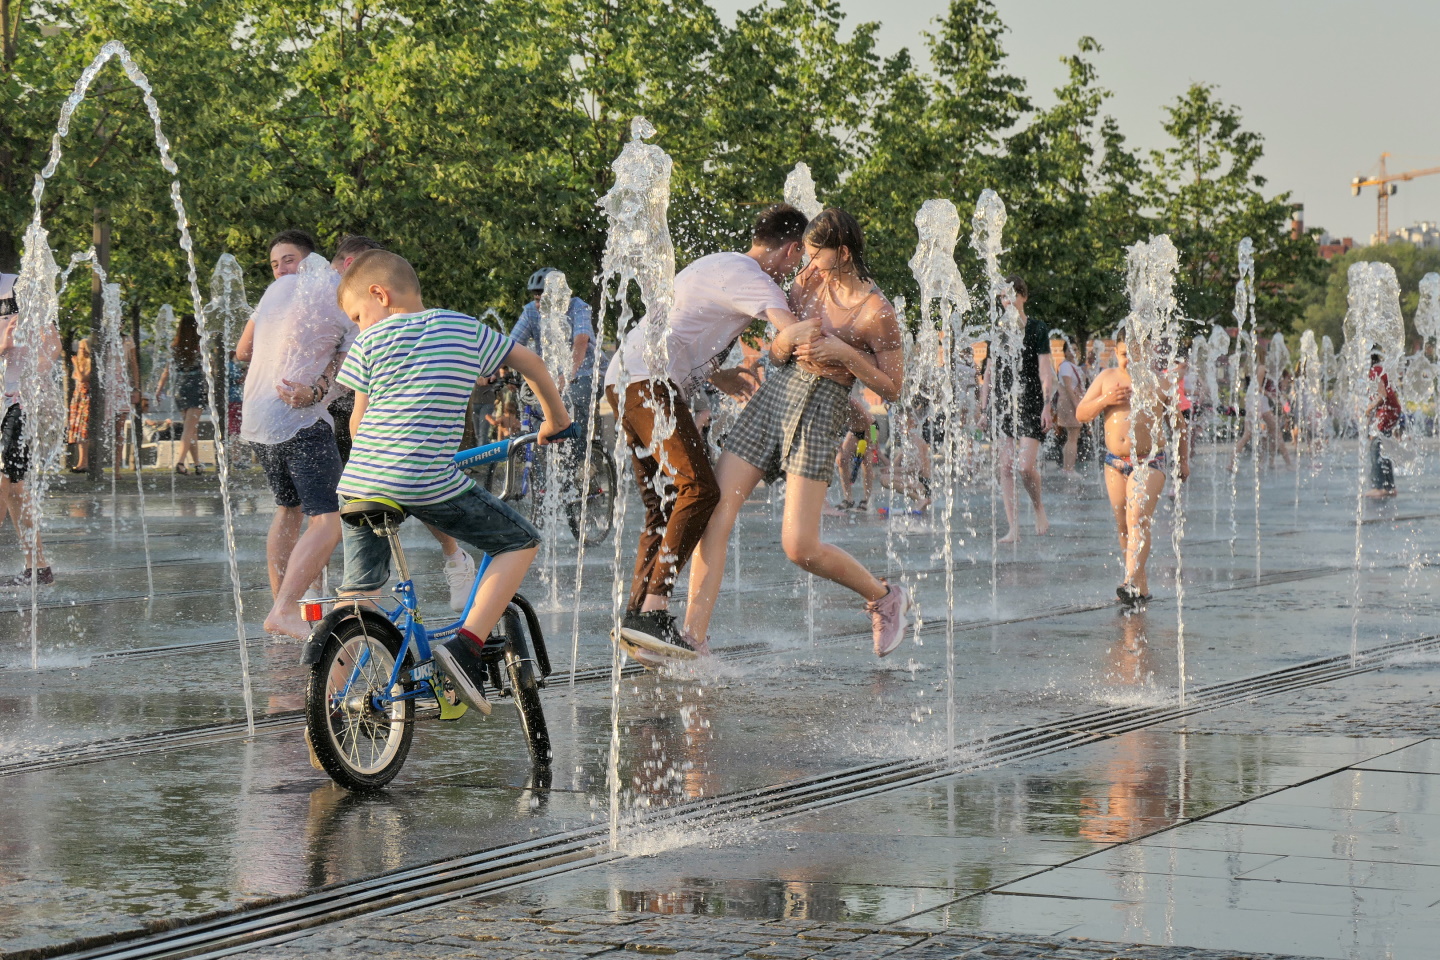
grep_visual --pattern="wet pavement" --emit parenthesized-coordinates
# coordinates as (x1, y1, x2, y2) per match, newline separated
(2, 444, 1439, 959)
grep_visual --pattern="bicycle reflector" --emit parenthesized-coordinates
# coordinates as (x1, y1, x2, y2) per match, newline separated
(301, 601, 325, 622)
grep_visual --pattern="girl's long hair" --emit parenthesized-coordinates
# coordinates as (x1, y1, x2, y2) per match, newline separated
(173, 313, 201, 367)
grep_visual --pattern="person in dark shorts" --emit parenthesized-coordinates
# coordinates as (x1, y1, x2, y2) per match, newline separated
(236, 229, 355, 639)
(0, 272, 59, 587)
(979, 275, 1055, 543)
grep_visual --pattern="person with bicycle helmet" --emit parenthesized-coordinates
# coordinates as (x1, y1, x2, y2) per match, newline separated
(510, 268, 596, 448)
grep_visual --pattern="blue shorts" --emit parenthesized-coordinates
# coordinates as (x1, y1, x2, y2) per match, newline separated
(339, 485, 541, 592)
(254, 420, 342, 516)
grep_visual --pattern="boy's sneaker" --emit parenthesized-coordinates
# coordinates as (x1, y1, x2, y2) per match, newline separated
(1, 567, 54, 588)
(443, 549, 476, 612)
(619, 610, 697, 660)
(865, 583, 911, 658)
(434, 637, 493, 716)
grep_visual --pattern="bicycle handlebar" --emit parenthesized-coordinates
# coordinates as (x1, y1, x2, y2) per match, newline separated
(452, 421, 578, 470)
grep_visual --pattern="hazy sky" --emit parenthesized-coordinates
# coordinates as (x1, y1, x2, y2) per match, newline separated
(709, 0, 1440, 242)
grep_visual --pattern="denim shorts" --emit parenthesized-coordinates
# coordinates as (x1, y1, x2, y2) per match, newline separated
(254, 419, 342, 516)
(339, 484, 541, 592)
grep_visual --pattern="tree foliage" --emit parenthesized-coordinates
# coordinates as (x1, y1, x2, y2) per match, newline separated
(1, 0, 1322, 350)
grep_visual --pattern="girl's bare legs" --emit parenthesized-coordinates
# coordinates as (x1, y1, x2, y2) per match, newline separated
(1061, 426, 1080, 474)
(998, 436, 1047, 542)
(684, 452, 765, 644)
(781, 474, 886, 601)
(179, 406, 202, 468)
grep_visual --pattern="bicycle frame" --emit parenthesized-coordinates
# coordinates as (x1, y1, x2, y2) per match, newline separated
(313, 426, 576, 713)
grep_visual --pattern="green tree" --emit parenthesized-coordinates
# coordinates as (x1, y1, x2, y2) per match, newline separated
(998, 38, 1145, 349)
(1143, 83, 1322, 331)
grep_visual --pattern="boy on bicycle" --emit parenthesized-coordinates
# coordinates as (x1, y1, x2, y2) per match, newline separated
(334, 250, 571, 713)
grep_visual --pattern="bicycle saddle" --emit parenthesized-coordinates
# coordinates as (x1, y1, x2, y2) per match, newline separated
(339, 497, 408, 529)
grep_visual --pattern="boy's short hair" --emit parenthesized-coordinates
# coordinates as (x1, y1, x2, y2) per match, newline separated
(752, 204, 808, 248)
(268, 229, 317, 255)
(334, 234, 383, 260)
(1006, 274, 1028, 300)
(338, 249, 421, 304)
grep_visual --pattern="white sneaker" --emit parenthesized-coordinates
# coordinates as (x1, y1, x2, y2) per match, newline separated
(443, 549, 476, 613)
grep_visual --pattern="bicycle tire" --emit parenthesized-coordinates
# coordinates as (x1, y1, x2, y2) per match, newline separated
(305, 615, 415, 791)
(568, 441, 616, 546)
(497, 605, 551, 766)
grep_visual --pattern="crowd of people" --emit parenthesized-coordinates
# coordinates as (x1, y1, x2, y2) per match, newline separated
(0, 207, 1417, 690)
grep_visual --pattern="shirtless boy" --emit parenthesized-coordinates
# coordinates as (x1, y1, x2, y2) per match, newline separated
(1075, 329, 1189, 606)
(686, 208, 910, 656)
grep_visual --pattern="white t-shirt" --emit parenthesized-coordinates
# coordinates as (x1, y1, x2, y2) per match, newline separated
(240, 258, 357, 445)
(0, 274, 19, 412)
(604, 252, 788, 397)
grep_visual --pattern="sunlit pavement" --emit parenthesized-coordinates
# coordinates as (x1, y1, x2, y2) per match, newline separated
(2, 443, 1439, 959)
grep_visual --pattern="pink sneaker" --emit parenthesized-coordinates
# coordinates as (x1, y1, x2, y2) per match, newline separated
(866, 583, 910, 657)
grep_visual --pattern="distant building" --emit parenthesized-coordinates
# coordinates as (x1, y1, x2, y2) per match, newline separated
(1390, 221, 1440, 249)
(1317, 232, 1355, 260)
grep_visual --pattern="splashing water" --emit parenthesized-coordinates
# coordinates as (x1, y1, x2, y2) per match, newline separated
(1342, 261, 1404, 665)
(593, 117, 677, 851)
(970, 189, 1019, 610)
(97, 280, 155, 599)
(536, 270, 573, 611)
(23, 40, 256, 731)
(909, 198, 970, 756)
(1120, 235, 1188, 703)
(12, 223, 64, 670)
(1227, 239, 1256, 563)
(783, 162, 824, 220)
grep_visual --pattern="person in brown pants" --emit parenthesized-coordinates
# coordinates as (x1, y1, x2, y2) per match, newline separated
(607, 378, 719, 621)
(602, 204, 809, 657)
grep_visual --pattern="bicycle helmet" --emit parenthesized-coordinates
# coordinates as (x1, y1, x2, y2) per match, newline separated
(527, 267, 558, 293)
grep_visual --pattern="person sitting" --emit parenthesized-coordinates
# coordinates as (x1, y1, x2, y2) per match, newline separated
(333, 249, 571, 712)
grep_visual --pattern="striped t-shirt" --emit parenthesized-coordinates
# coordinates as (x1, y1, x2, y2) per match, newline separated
(336, 308, 513, 505)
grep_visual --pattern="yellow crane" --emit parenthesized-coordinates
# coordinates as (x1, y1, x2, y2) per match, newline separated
(1352, 153, 1440, 242)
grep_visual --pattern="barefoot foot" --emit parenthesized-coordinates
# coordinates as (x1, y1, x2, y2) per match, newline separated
(264, 609, 313, 641)
(998, 529, 1020, 545)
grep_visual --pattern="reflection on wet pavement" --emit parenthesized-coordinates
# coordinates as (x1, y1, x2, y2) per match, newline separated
(2, 455, 1440, 958)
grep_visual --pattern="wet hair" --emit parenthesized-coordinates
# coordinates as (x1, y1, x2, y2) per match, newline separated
(334, 234, 383, 260)
(804, 208, 871, 281)
(1370, 350, 1383, 365)
(337, 249, 421, 305)
(1006, 274, 1028, 300)
(172, 313, 202, 367)
(752, 204, 808, 248)
(268, 229, 316, 256)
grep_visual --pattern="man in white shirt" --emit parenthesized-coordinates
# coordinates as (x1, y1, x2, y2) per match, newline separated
(0, 272, 60, 587)
(236, 230, 355, 639)
(603, 204, 807, 657)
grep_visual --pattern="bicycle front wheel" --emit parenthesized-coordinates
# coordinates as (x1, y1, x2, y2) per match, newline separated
(497, 606, 551, 766)
(305, 616, 415, 791)
(568, 441, 616, 546)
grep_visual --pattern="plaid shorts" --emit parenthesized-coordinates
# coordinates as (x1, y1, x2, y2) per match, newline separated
(723, 363, 850, 485)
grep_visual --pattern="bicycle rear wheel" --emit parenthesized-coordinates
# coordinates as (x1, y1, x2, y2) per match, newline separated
(497, 605, 551, 766)
(568, 441, 616, 546)
(305, 616, 415, 791)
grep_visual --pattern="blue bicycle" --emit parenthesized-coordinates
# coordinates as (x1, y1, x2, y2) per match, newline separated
(299, 427, 574, 791)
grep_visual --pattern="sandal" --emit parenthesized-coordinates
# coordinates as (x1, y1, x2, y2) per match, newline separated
(174, 463, 189, 475)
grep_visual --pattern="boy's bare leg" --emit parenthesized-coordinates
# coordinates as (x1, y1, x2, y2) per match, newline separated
(264, 512, 342, 639)
(685, 452, 764, 644)
(427, 525, 461, 558)
(266, 505, 304, 598)
(998, 436, 1021, 542)
(1, 477, 47, 569)
(781, 473, 886, 602)
(463, 546, 538, 641)
(1018, 437, 1048, 534)
(1103, 465, 1129, 566)
(1124, 467, 1166, 595)
(835, 433, 858, 502)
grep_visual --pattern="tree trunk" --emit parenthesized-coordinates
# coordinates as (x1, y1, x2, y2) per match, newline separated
(85, 208, 110, 481)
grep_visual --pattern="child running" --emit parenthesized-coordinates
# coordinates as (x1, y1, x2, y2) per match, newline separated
(685, 208, 909, 656)
(333, 250, 571, 712)
(1075, 328, 1189, 607)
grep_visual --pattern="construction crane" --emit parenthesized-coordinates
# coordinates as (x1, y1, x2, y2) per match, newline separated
(1352, 153, 1440, 243)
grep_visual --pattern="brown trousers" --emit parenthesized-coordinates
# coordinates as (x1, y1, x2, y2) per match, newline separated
(607, 379, 720, 613)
